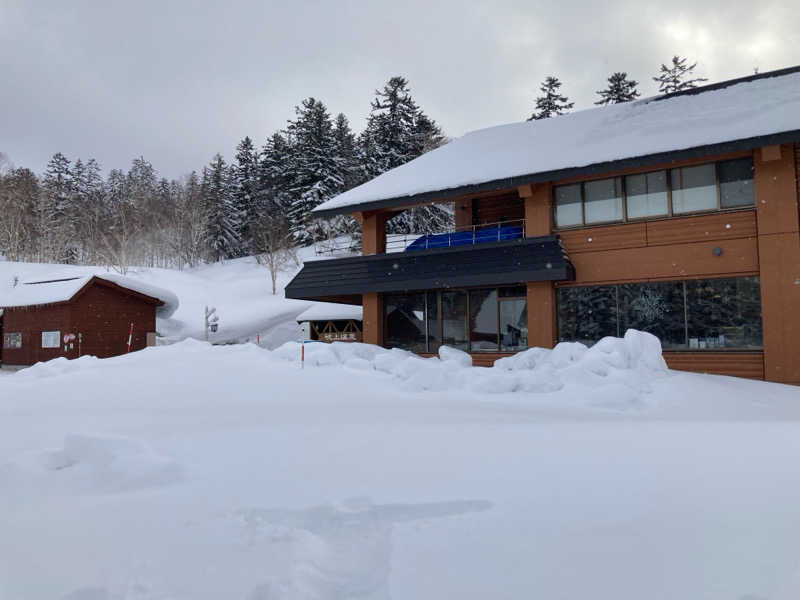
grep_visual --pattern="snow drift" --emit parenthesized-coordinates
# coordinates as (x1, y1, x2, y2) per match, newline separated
(272, 329, 668, 407)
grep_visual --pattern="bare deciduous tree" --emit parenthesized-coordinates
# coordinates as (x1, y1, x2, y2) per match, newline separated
(253, 215, 298, 294)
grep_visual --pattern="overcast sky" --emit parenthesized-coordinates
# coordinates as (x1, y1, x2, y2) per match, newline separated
(2, 0, 798, 179)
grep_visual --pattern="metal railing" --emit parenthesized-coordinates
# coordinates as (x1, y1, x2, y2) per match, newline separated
(313, 219, 527, 256)
(385, 219, 526, 252)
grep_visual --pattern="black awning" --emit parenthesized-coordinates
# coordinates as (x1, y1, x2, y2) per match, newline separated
(285, 235, 574, 301)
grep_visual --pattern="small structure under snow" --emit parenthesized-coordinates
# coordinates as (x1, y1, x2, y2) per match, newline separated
(0, 274, 179, 367)
(296, 302, 363, 343)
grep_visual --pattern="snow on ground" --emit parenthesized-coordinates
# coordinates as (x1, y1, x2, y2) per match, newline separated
(2, 332, 800, 599)
(0, 251, 319, 348)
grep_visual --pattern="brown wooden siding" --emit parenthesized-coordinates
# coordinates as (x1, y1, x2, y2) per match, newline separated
(646, 211, 757, 246)
(70, 283, 156, 359)
(664, 352, 765, 379)
(1, 304, 72, 366)
(472, 193, 524, 226)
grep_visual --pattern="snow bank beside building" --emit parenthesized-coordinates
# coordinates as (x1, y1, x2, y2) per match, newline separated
(271, 329, 668, 408)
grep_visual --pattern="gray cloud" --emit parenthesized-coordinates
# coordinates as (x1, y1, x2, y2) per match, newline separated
(1, 0, 798, 178)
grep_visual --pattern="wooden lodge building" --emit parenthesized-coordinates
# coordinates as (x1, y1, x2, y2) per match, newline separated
(286, 67, 800, 384)
(0, 274, 178, 368)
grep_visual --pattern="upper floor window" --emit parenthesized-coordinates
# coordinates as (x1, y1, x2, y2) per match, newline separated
(553, 157, 754, 228)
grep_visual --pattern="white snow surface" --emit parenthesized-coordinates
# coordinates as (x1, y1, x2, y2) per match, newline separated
(3, 331, 800, 599)
(295, 302, 363, 323)
(315, 70, 800, 213)
(0, 273, 180, 318)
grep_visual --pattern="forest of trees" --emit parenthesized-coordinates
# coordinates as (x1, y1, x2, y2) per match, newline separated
(0, 57, 710, 272)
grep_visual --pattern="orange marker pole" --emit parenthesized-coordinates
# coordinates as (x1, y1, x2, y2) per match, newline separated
(126, 322, 134, 353)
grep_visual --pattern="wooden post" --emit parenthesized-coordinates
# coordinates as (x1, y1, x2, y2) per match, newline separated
(521, 183, 557, 349)
(362, 292, 383, 346)
(361, 211, 387, 255)
(754, 144, 800, 384)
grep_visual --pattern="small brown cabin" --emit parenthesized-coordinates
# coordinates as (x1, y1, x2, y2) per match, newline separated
(0, 275, 175, 368)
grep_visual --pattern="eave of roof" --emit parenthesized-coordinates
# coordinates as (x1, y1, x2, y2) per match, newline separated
(312, 65, 800, 219)
(313, 129, 800, 218)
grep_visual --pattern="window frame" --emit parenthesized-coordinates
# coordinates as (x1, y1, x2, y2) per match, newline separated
(383, 286, 528, 354)
(555, 275, 763, 351)
(553, 157, 754, 230)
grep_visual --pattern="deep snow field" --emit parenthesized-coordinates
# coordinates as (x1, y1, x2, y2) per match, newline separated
(2, 331, 800, 600)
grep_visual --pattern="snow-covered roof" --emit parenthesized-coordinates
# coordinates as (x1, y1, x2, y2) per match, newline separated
(0, 274, 180, 318)
(296, 302, 363, 323)
(314, 66, 800, 217)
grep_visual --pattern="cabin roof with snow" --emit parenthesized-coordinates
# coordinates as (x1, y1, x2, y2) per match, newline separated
(296, 302, 363, 323)
(0, 274, 179, 318)
(313, 65, 800, 218)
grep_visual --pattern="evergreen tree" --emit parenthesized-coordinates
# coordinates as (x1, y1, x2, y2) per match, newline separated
(527, 76, 574, 121)
(653, 56, 708, 94)
(203, 154, 242, 260)
(333, 113, 359, 189)
(40, 152, 73, 261)
(284, 97, 344, 246)
(234, 136, 258, 251)
(595, 72, 641, 105)
(359, 76, 450, 234)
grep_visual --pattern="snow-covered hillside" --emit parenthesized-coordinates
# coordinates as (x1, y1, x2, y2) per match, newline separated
(2, 333, 800, 599)
(0, 251, 319, 348)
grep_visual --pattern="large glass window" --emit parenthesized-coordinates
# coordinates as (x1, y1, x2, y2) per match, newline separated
(555, 184, 582, 227)
(554, 158, 754, 228)
(670, 163, 717, 214)
(426, 291, 440, 352)
(441, 291, 468, 351)
(469, 289, 498, 351)
(499, 298, 527, 351)
(618, 281, 686, 349)
(384, 293, 427, 353)
(625, 171, 668, 219)
(719, 158, 755, 208)
(584, 177, 623, 224)
(557, 277, 762, 350)
(383, 287, 528, 353)
(686, 276, 762, 349)
(557, 285, 618, 346)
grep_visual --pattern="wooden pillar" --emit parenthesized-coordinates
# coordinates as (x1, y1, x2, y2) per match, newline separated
(454, 198, 472, 231)
(361, 211, 387, 255)
(362, 292, 382, 346)
(754, 144, 800, 384)
(520, 183, 557, 348)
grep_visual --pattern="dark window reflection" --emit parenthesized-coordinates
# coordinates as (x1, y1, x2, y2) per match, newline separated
(384, 293, 427, 353)
(718, 158, 755, 208)
(619, 281, 686, 349)
(557, 285, 618, 346)
(441, 290, 468, 350)
(686, 276, 762, 349)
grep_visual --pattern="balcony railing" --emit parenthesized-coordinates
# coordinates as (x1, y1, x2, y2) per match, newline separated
(314, 219, 526, 256)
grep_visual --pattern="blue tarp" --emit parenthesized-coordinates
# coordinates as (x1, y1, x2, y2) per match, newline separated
(404, 225, 524, 252)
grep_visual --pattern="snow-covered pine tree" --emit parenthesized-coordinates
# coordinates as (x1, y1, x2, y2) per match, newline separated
(595, 72, 641, 105)
(285, 98, 344, 246)
(40, 152, 73, 261)
(234, 136, 259, 252)
(527, 76, 574, 121)
(653, 56, 708, 94)
(203, 154, 243, 261)
(359, 76, 451, 234)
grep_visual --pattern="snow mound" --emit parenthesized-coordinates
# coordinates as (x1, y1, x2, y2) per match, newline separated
(5, 434, 183, 494)
(271, 329, 669, 406)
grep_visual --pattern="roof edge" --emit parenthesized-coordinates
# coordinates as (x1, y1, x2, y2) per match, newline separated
(312, 129, 800, 218)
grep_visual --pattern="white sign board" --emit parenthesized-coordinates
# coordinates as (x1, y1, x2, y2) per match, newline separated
(41, 331, 61, 349)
